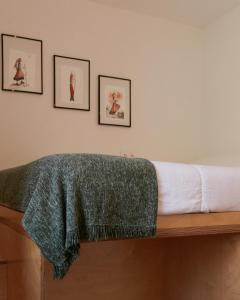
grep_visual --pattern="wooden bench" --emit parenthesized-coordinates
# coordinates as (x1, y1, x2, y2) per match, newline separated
(1, 205, 240, 300)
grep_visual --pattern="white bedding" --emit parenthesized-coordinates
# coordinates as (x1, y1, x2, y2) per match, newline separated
(151, 161, 240, 215)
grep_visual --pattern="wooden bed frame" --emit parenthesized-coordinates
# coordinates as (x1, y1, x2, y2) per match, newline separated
(1, 205, 240, 300)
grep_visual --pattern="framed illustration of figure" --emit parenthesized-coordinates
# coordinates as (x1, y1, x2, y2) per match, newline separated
(54, 55, 90, 111)
(1, 34, 43, 94)
(98, 75, 131, 127)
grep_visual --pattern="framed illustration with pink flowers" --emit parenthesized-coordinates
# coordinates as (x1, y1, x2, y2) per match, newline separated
(98, 75, 131, 127)
(1, 33, 43, 94)
(54, 55, 90, 111)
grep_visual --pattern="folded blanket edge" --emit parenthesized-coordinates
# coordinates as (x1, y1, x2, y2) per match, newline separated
(59, 225, 156, 279)
(22, 221, 157, 279)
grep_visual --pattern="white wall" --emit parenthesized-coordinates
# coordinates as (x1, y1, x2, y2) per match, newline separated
(201, 5, 240, 166)
(0, 0, 204, 169)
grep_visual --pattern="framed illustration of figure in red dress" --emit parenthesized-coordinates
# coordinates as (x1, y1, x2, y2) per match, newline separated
(1, 34, 43, 94)
(98, 75, 131, 127)
(54, 55, 90, 111)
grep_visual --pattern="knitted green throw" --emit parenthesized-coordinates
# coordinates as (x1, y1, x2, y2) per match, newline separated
(0, 154, 158, 278)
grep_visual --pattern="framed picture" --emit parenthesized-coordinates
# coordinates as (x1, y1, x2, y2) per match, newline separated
(1, 34, 43, 94)
(54, 55, 90, 111)
(98, 75, 131, 127)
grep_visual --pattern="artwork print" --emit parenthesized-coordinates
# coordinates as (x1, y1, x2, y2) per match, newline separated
(54, 55, 90, 111)
(9, 49, 36, 89)
(70, 72, 75, 102)
(60, 65, 84, 105)
(1, 34, 43, 94)
(105, 85, 126, 120)
(99, 76, 131, 127)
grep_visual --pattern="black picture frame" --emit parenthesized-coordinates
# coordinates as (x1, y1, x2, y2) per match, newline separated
(1, 33, 43, 94)
(98, 75, 131, 127)
(53, 55, 90, 111)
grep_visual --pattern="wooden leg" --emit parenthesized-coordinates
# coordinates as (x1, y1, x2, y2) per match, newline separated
(0, 223, 43, 300)
(0, 264, 7, 300)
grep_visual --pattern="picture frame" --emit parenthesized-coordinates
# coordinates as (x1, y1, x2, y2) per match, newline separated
(54, 55, 90, 111)
(1, 33, 43, 94)
(98, 75, 131, 127)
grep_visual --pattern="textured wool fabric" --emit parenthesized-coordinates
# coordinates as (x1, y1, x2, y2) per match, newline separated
(0, 154, 158, 278)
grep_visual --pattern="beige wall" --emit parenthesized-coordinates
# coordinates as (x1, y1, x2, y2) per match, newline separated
(200, 5, 240, 166)
(0, 0, 204, 169)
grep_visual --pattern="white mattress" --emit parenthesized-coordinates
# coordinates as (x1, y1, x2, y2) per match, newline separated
(151, 161, 240, 215)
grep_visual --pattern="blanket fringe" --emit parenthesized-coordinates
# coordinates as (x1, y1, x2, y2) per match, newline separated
(54, 225, 156, 279)
(85, 225, 156, 241)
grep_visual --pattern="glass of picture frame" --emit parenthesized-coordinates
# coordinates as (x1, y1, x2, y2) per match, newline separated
(54, 55, 90, 111)
(98, 75, 131, 127)
(1, 34, 43, 94)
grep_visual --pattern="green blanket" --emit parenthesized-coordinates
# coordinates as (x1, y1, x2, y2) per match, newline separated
(0, 154, 158, 278)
